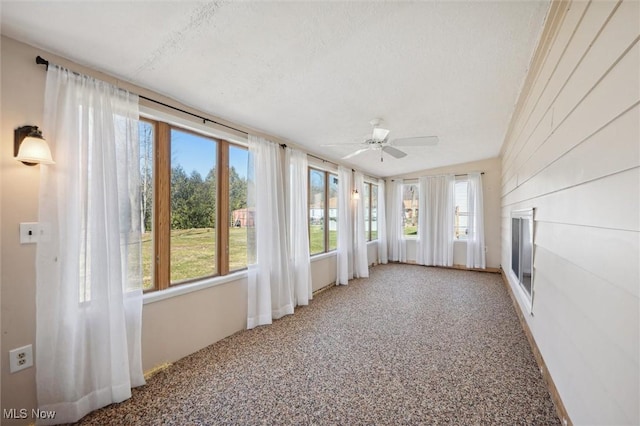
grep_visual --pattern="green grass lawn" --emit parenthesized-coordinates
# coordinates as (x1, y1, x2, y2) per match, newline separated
(141, 227, 248, 289)
(143, 224, 371, 290)
(404, 225, 417, 236)
(309, 225, 337, 255)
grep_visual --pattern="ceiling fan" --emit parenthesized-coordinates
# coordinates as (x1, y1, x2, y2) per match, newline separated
(323, 118, 439, 162)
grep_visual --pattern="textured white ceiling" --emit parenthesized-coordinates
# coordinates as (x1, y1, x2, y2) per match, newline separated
(1, 1, 549, 177)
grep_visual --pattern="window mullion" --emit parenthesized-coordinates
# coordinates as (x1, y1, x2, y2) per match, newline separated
(155, 121, 171, 291)
(324, 172, 330, 253)
(218, 141, 229, 276)
(368, 183, 372, 241)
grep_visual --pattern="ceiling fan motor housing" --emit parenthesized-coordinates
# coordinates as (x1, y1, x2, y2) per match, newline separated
(366, 139, 385, 150)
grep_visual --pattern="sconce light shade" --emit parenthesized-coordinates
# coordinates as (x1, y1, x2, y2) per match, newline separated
(352, 189, 360, 200)
(14, 126, 55, 166)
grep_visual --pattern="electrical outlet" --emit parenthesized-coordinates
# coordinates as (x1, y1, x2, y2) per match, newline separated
(9, 344, 33, 373)
(19, 222, 39, 244)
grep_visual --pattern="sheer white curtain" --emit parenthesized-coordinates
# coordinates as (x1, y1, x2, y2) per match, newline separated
(353, 172, 369, 278)
(36, 65, 144, 424)
(377, 178, 388, 264)
(416, 175, 455, 266)
(466, 172, 486, 269)
(247, 136, 293, 329)
(336, 166, 353, 285)
(286, 148, 313, 305)
(387, 179, 406, 262)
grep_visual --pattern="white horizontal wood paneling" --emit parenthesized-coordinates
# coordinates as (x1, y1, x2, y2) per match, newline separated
(503, 2, 639, 186)
(501, 172, 518, 195)
(503, 0, 616, 180)
(534, 247, 639, 364)
(502, 0, 591, 168)
(500, 0, 640, 424)
(515, 168, 639, 230)
(552, 1, 639, 122)
(518, 41, 640, 186)
(503, 104, 639, 206)
(535, 221, 639, 297)
(530, 291, 634, 426)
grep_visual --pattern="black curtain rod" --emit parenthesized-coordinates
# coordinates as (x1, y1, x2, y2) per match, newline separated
(138, 95, 249, 136)
(460, 172, 484, 176)
(390, 172, 484, 181)
(306, 157, 377, 181)
(307, 153, 339, 167)
(36, 55, 248, 136)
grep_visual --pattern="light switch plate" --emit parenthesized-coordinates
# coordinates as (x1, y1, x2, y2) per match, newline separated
(20, 222, 39, 244)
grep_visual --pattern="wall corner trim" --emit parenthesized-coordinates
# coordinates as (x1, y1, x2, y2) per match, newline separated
(500, 268, 573, 426)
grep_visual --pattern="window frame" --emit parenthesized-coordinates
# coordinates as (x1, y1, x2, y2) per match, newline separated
(454, 178, 470, 241)
(402, 182, 419, 239)
(308, 167, 337, 255)
(363, 181, 378, 242)
(510, 208, 535, 313)
(227, 144, 250, 273)
(139, 118, 156, 292)
(143, 118, 248, 293)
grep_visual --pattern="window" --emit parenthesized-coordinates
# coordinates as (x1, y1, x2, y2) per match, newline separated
(402, 184, 419, 237)
(328, 174, 338, 250)
(371, 184, 378, 240)
(141, 118, 248, 292)
(309, 168, 338, 255)
(139, 120, 155, 290)
(309, 169, 325, 255)
(511, 209, 534, 309)
(170, 129, 217, 283)
(454, 180, 469, 240)
(363, 182, 378, 241)
(364, 183, 370, 239)
(228, 145, 249, 271)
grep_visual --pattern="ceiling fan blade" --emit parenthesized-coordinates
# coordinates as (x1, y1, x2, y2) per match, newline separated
(342, 147, 370, 159)
(372, 127, 390, 141)
(391, 136, 439, 146)
(382, 146, 407, 159)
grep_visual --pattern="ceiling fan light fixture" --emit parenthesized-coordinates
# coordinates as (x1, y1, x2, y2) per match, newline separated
(372, 127, 389, 141)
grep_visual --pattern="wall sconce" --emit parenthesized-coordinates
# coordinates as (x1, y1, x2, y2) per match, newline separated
(14, 125, 55, 166)
(352, 189, 360, 200)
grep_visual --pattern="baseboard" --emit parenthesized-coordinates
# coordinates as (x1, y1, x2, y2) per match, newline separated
(450, 264, 501, 274)
(312, 282, 336, 296)
(144, 362, 173, 380)
(390, 260, 500, 274)
(500, 268, 572, 426)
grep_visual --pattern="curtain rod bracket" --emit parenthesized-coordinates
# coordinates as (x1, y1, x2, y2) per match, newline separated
(36, 55, 49, 70)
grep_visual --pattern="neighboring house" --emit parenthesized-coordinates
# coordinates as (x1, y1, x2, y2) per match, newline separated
(231, 208, 255, 227)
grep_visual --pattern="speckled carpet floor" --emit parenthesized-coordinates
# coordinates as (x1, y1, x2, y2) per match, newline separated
(75, 264, 560, 425)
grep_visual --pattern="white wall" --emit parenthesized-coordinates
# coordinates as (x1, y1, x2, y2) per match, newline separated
(0, 36, 379, 424)
(500, 1, 639, 424)
(389, 157, 502, 269)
